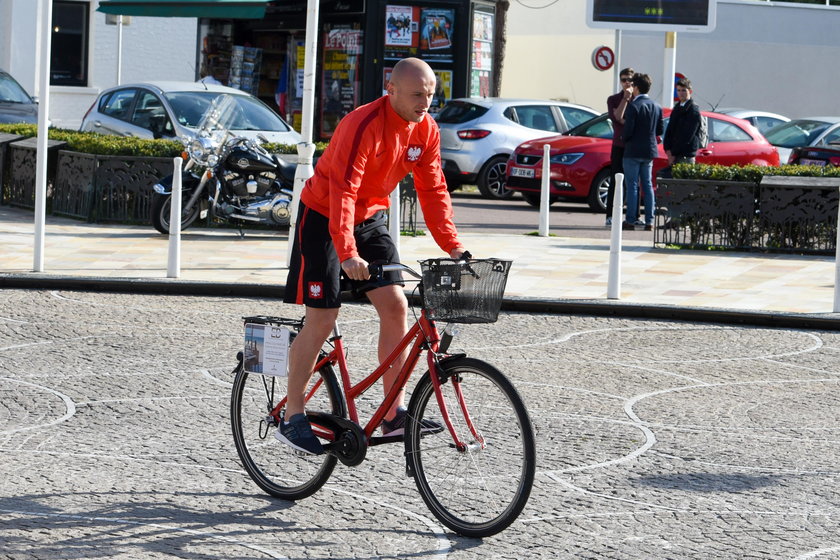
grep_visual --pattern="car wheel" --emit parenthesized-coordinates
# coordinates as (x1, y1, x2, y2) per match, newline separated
(521, 191, 556, 208)
(477, 156, 514, 200)
(587, 169, 610, 212)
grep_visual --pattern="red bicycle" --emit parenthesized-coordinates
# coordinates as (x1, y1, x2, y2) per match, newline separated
(230, 258, 536, 537)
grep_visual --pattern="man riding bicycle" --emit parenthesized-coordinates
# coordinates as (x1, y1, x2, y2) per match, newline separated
(280, 57, 467, 455)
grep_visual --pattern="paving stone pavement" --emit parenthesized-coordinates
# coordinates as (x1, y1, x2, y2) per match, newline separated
(2, 289, 840, 559)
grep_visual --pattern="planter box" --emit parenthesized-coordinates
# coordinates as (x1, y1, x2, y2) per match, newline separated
(757, 175, 840, 253)
(0, 133, 24, 205)
(654, 178, 756, 249)
(655, 175, 840, 254)
(4, 137, 67, 209)
(53, 151, 176, 222)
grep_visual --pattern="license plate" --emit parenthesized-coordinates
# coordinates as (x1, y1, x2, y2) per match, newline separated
(510, 167, 535, 178)
(800, 158, 826, 167)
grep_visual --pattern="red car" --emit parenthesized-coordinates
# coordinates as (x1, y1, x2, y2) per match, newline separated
(505, 109, 781, 211)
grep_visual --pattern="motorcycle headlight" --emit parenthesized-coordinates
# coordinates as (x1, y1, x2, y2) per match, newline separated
(188, 137, 216, 166)
(206, 154, 219, 167)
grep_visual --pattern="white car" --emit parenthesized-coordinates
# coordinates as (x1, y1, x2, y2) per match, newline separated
(763, 117, 840, 164)
(436, 98, 599, 199)
(80, 81, 301, 145)
(715, 108, 789, 136)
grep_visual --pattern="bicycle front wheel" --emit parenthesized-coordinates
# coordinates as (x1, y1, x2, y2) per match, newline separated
(231, 362, 344, 500)
(405, 357, 536, 537)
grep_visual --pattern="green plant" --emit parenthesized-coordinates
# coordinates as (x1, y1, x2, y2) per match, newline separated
(672, 162, 840, 182)
(264, 141, 329, 156)
(0, 124, 325, 158)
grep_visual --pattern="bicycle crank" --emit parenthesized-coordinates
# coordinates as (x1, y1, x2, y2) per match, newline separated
(308, 412, 367, 467)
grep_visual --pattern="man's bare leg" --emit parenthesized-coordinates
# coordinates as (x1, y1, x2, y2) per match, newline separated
(284, 306, 339, 418)
(366, 284, 409, 420)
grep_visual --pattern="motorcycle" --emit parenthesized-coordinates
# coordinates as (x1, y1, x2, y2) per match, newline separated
(151, 94, 297, 235)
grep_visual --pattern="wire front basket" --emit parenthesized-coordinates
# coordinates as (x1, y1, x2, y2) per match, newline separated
(419, 259, 512, 324)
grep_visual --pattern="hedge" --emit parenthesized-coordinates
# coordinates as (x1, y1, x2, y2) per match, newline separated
(0, 124, 328, 158)
(672, 163, 840, 182)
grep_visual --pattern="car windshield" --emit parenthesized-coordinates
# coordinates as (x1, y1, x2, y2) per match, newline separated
(565, 114, 613, 139)
(436, 101, 489, 124)
(0, 73, 33, 103)
(764, 120, 832, 148)
(163, 91, 290, 131)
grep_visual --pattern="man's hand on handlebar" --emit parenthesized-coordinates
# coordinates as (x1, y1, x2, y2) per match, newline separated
(341, 256, 371, 281)
(449, 248, 470, 260)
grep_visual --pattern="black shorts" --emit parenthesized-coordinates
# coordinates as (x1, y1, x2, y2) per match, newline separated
(284, 203, 404, 308)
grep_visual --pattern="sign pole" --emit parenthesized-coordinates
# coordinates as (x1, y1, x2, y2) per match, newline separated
(662, 31, 677, 108)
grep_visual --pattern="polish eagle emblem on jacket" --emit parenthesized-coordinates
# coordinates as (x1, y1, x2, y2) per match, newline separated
(406, 145, 423, 162)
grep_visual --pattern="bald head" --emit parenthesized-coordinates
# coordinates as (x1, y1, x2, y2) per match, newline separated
(390, 57, 436, 86)
(387, 58, 436, 123)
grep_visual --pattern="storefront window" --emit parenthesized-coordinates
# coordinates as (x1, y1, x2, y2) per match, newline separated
(51, 0, 90, 86)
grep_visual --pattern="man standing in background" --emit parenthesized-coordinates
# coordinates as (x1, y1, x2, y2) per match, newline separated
(622, 73, 663, 232)
(605, 67, 635, 227)
(663, 78, 703, 165)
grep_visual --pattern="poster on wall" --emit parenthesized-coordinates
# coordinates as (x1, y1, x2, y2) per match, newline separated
(385, 5, 418, 46)
(321, 26, 363, 138)
(430, 69, 452, 114)
(470, 9, 494, 97)
(384, 5, 420, 60)
(419, 8, 454, 62)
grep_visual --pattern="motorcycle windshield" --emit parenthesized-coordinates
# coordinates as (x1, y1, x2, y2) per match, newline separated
(195, 94, 238, 140)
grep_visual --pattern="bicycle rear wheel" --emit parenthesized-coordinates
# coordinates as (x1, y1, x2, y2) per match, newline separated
(405, 357, 536, 537)
(231, 362, 344, 500)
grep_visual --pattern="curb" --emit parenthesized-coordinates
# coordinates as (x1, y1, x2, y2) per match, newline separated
(3, 272, 839, 331)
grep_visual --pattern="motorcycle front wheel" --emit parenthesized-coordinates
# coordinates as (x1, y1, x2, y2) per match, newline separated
(151, 192, 201, 235)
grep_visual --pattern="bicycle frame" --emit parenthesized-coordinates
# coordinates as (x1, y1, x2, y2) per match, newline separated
(267, 308, 481, 451)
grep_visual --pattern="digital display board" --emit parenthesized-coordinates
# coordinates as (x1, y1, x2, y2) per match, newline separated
(587, 0, 716, 32)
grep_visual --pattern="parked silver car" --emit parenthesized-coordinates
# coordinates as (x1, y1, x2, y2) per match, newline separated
(763, 117, 840, 164)
(0, 69, 38, 125)
(715, 108, 789, 135)
(80, 81, 301, 144)
(436, 97, 599, 199)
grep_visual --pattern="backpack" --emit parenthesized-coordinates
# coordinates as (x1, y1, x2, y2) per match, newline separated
(697, 114, 709, 148)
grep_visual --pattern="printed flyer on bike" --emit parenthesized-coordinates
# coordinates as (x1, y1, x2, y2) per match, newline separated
(243, 323, 291, 376)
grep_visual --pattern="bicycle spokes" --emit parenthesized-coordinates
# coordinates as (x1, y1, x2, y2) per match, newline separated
(405, 358, 536, 538)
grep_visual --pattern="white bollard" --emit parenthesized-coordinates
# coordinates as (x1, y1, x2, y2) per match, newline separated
(834, 185, 840, 312)
(285, 142, 315, 267)
(538, 144, 550, 237)
(167, 157, 182, 278)
(607, 172, 624, 299)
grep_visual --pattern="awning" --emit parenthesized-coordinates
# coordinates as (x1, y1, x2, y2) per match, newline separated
(96, 0, 271, 19)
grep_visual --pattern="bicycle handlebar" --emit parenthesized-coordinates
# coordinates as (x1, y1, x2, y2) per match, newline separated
(367, 251, 473, 281)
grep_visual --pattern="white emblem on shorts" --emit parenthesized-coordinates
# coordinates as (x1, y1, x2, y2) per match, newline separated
(308, 282, 324, 299)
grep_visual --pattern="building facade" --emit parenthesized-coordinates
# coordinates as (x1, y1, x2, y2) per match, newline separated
(1, 0, 838, 131)
(500, 0, 840, 119)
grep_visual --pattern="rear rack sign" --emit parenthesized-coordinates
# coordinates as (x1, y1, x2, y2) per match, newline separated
(244, 323, 291, 376)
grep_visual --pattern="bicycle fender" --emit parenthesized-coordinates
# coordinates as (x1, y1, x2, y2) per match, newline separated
(431, 353, 466, 383)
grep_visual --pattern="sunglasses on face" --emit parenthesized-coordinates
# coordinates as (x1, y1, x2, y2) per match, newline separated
(621, 78, 633, 83)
